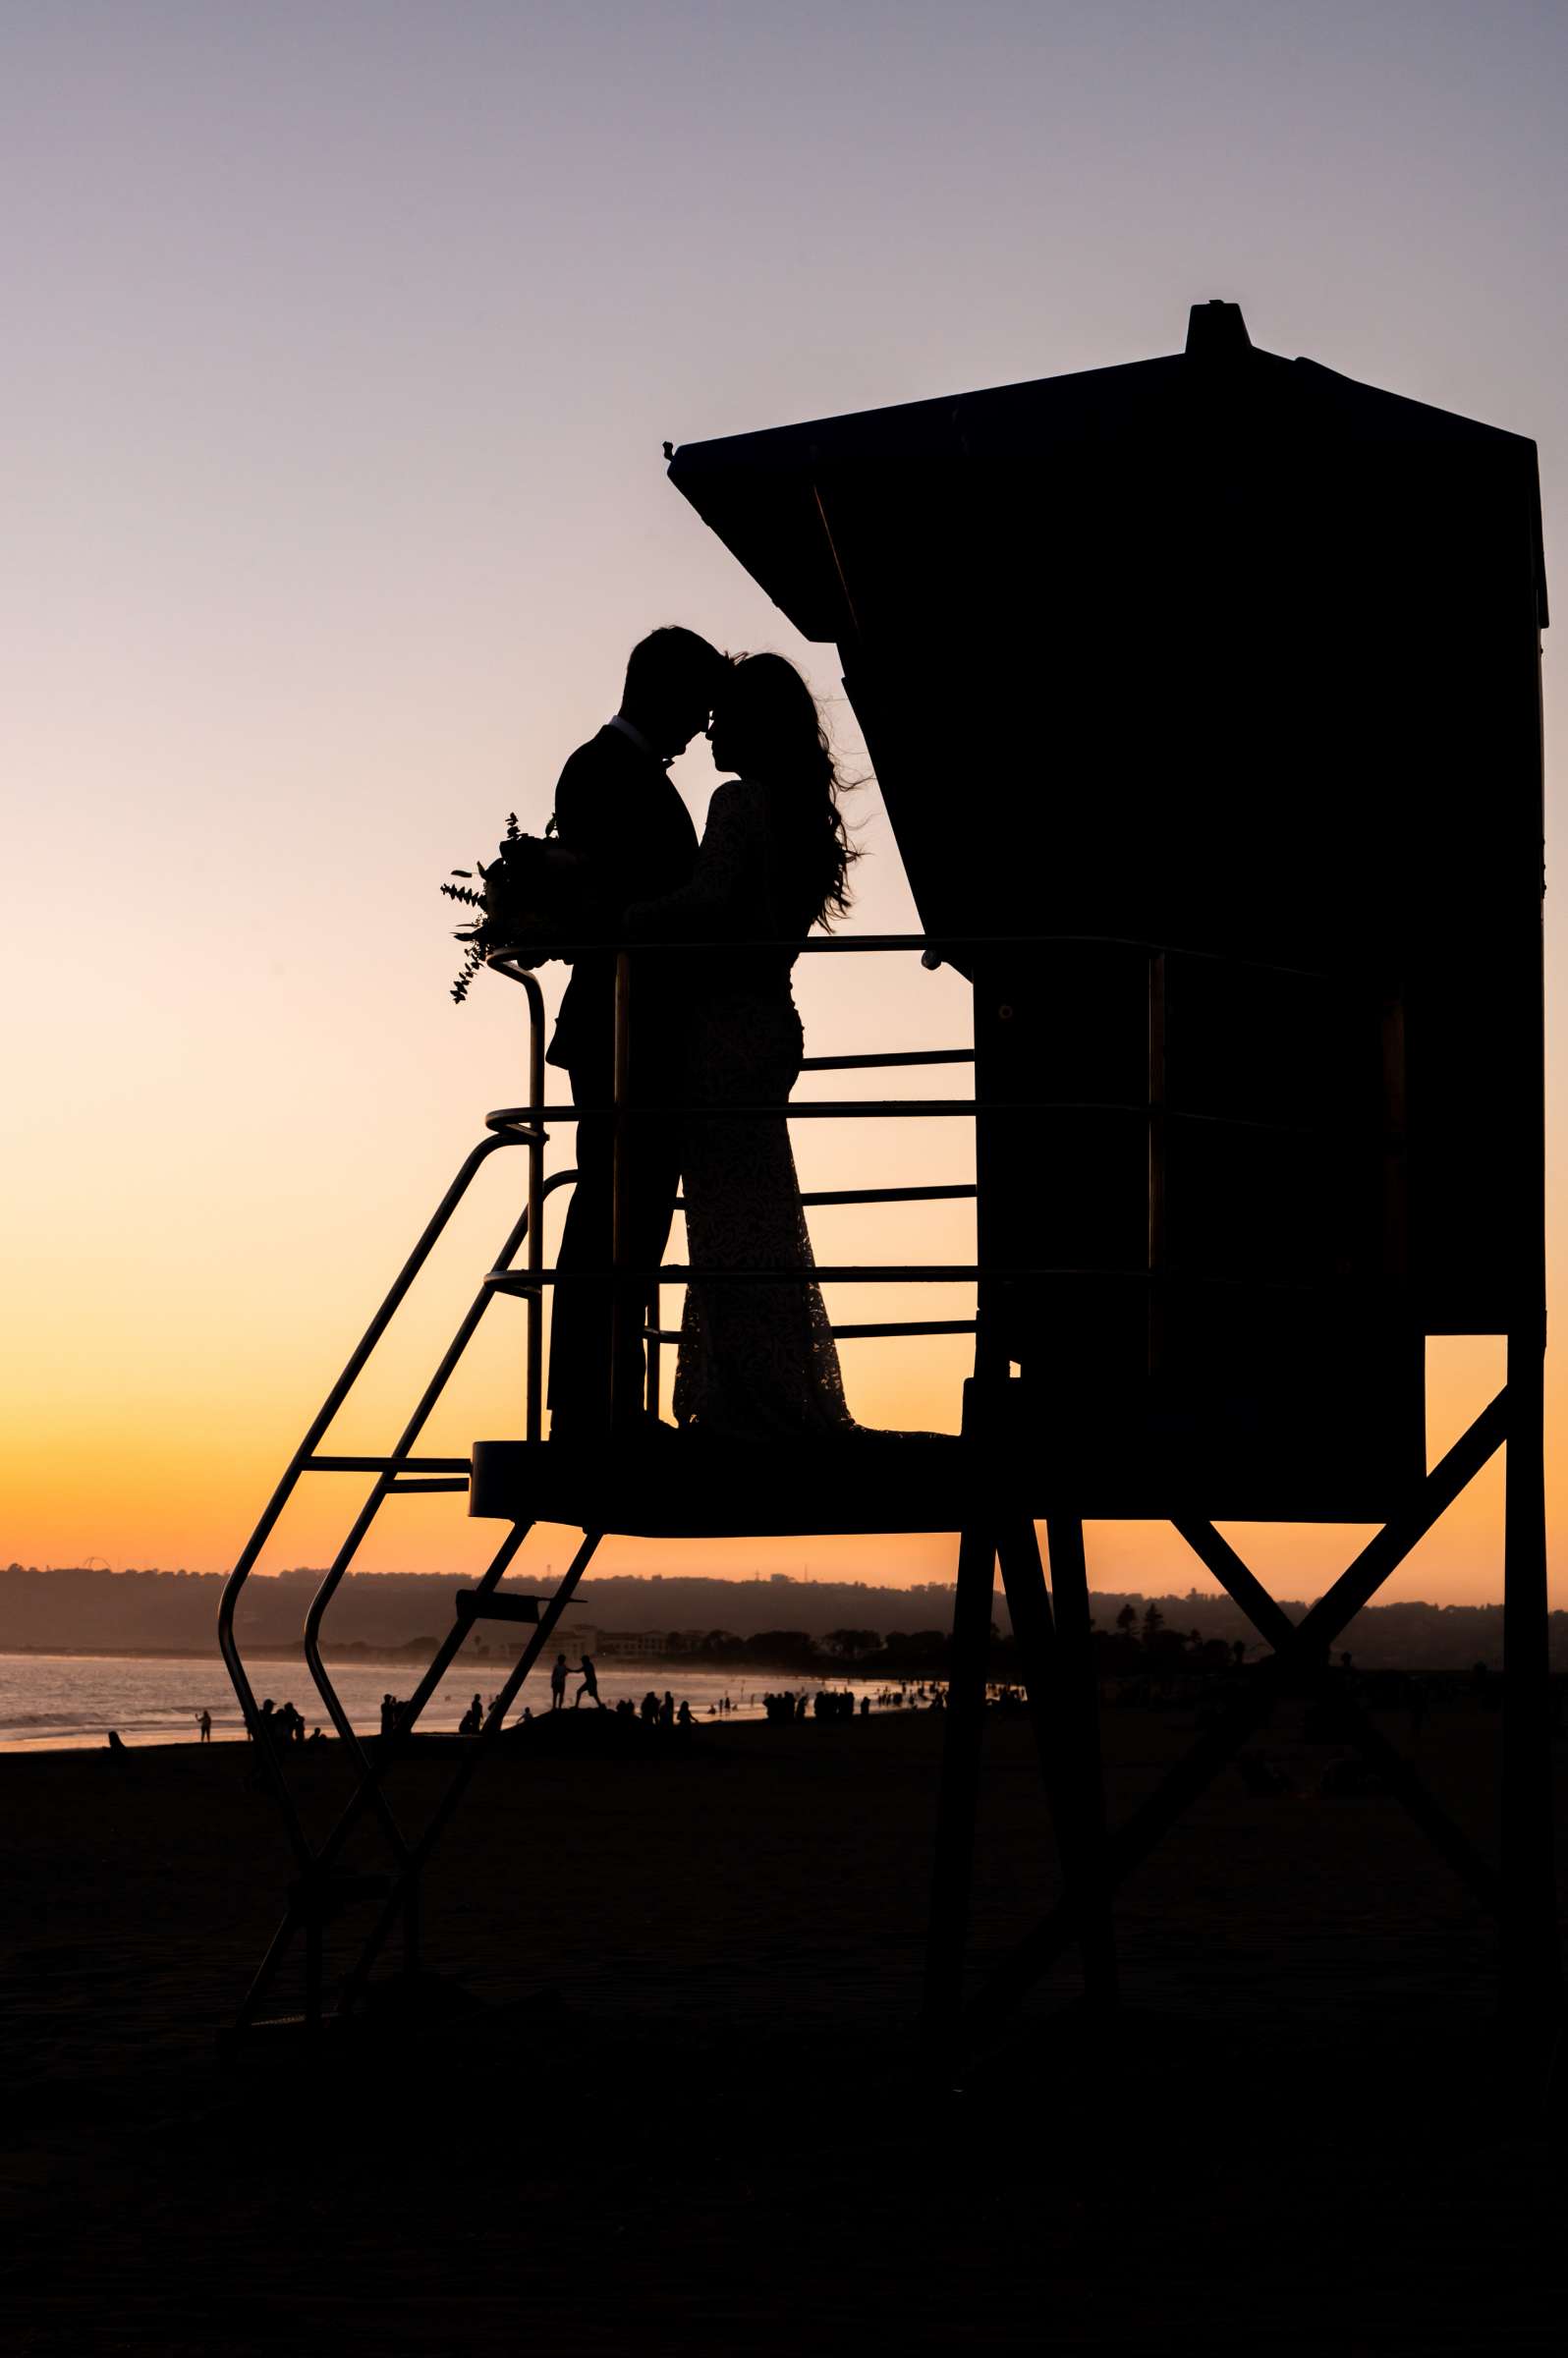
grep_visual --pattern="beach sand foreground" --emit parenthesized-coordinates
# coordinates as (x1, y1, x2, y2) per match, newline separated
(3, 1704, 1565, 2353)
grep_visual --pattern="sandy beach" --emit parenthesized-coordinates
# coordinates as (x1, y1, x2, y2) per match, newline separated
(4, 1698, 1565, 2354)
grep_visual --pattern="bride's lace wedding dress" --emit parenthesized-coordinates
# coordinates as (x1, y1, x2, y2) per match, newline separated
(630, 779, 856, 1440)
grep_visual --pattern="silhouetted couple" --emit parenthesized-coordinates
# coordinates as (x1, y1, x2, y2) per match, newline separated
(545, 627, 858, 1445)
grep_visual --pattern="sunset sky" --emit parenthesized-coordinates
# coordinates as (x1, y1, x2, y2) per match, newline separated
(4, 2, 1565, 1608)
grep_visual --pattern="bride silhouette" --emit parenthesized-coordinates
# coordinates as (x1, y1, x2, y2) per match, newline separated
(630, 653, 858, 1439)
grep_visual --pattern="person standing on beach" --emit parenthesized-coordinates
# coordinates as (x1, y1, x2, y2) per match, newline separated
(573, 1655, 601, 1710)
(196, 1710, 211, 1743)
(550, 1654, 570, 1712)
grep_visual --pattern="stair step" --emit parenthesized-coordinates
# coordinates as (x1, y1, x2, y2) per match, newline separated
(483, 1269, 541, 1296)
(454, 1588, 541, 1625)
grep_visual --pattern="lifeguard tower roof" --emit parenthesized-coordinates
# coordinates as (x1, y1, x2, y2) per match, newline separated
(668, 301, 1545, 646)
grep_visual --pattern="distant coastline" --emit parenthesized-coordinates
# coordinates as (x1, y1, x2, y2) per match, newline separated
(2, 1564, 1563, 1671)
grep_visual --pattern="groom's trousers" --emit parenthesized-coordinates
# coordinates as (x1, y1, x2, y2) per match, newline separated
(545, 1041, 681, 1435)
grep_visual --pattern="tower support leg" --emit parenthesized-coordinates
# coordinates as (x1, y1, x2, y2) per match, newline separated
(923, 1526, 996, 2061)
(1043, 1516, 1118, 2016)
(995, 1518, 1061, 1808)
(1501, 1325, 1560, 2080)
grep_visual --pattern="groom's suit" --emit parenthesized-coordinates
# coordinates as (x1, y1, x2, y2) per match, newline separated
(546, 720, 699, 1432)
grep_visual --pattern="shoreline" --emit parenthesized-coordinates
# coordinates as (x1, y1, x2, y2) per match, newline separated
(0, 1652, 904, 1754)
(0, 1643, 861, 1671)
(0, 1643, 463, 1664)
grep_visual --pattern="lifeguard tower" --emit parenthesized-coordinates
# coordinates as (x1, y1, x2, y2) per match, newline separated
(219, 302, 1556, 2064)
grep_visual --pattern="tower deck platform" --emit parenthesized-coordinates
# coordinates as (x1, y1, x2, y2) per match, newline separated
(467, 1417, 1410, 1535)
(469, 1432, 972, 1536)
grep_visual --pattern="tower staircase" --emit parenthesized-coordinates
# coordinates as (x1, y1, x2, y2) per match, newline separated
(217, 944, 991, 2038)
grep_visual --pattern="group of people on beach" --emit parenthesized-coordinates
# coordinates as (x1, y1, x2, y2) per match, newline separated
(222, 1666, 959, 1751)
(252, 1697, 321, 1746)
(210, 1672, 959, 1751)
(541, 1668, 699, 1730)
(759, 1689, 880, 1723)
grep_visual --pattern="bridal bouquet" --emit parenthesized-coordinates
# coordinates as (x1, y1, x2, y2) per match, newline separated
(441, 814, 584, 1004)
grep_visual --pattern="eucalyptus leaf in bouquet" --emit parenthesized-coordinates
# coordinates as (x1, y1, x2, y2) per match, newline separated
(441, 813, 586, 1004)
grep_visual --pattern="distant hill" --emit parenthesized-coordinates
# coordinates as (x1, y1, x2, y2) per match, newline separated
(1, 1562, 1562, 1669)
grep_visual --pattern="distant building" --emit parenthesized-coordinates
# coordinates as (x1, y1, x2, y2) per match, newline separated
(552, 1621, 602, 1654)
(597, 1630, 667, 1660)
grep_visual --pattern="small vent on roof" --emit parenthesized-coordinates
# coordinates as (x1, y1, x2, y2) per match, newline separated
(1186, 300, 1252, 358)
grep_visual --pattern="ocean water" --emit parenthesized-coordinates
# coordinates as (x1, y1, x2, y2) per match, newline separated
(0, 1652, 914, 1751)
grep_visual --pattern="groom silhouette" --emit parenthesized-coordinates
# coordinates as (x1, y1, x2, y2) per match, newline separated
(546, 626, 728, 1439)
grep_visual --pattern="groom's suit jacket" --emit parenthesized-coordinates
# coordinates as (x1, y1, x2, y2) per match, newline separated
(546, 723, 700, 1078)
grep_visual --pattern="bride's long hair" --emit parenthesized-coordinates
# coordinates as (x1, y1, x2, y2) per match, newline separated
(718, 652, 857, 928)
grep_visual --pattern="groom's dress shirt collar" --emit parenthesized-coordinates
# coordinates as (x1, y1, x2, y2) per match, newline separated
(607, 712, 664, 764)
